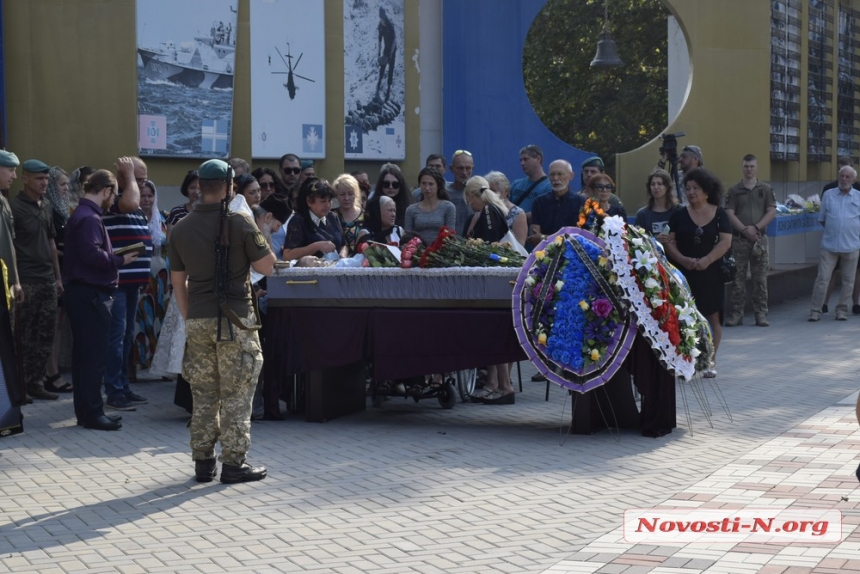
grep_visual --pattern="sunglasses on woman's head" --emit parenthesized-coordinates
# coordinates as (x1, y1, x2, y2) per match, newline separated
(260, 181, 275, 189)
(593, 184, 614, 191)
(382, 180, 401, 189)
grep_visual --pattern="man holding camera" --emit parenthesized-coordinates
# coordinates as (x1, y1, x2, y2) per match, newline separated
(657, 136, 702, 203)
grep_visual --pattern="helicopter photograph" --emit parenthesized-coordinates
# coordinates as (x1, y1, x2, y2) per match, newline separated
(250, 0, 326, 159)
(271, 43, 315, 101)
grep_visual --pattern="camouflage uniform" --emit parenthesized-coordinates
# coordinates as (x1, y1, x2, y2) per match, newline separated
(168, 192, 271, 466)
(729, 234, 768, 316)
(17, 282, 57, 393)
(11, 187, 58, 396)
(725, 180, 776, 322)
(184, 313, 262, 465)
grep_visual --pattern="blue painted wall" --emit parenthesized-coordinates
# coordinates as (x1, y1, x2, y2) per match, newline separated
(442, 0, 593, 183)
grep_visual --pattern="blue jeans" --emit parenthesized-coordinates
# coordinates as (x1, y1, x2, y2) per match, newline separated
(104, 284, 140, 401)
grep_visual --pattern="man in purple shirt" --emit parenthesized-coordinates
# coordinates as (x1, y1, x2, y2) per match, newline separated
(63, 165, 139, 431)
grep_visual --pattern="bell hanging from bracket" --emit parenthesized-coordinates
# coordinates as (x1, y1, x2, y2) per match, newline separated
(590, 30, 623, 68)
(590, 0, 623, 68)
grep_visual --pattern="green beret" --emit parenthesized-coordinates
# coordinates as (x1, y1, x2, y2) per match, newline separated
(22, 159, 50, 173)
(581, 156, 604, 169)
(198, 159, 231, 179)
(300, 159, 314, 170)
(0, 150, 19, 168)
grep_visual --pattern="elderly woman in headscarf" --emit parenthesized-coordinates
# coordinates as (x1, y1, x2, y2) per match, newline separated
(133, 179, 169, 370)
(67, 165, 94, 213)
(43, 167, 74, 393)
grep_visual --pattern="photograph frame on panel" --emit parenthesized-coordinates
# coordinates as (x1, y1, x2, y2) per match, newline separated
(343, 0, 405, 161)
(136, 0, 238, 159)
(250, 0, 326, 160)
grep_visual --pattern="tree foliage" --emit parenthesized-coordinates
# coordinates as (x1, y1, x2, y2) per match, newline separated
(523, 0, 669, 173)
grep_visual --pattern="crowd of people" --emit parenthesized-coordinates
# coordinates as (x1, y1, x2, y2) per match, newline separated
(1, 140, 851, 482)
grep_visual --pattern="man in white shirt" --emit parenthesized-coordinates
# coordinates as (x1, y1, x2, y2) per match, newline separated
(809, 165, 860, 321)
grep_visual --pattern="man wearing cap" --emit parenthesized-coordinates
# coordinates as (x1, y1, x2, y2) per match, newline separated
(578, 156, 622, 207)
(509, 145, 551, 215)
(724, 154, 777, 327)
(11, 160, 63, 401)
(657, 145, 703, 204)
(0, 149, 26, 407)
(679, 145, 703, 176)
(170, 159, 276, 484)
(101, 157, 153, 412)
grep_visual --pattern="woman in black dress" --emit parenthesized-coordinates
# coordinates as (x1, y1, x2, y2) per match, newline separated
(665, 169, 732, 378)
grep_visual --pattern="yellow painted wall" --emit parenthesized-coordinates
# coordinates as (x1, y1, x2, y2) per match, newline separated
(3, 0, 421, 191)
(617, 0, 774, 197)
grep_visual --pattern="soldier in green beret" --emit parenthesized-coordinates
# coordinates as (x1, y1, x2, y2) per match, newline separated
(169, 159, 276, 484)
(12, 158, 63, 401)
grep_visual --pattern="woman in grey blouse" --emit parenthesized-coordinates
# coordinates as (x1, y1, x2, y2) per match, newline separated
(405, 167, 456, 245)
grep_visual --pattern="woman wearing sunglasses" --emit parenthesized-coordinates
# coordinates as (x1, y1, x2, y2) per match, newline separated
(370, 163, 411, 227)
(251, 167, 279, 203)
(664, 168, 732, 378)
(585, 173, 628, 220)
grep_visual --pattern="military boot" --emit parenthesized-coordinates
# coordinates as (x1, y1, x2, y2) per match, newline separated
(220, 461, 267, 484)
(195, 459, 217, 483)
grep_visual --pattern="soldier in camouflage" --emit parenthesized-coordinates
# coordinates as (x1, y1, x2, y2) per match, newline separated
(12, 160, 63, 401)
(169, 159, 275, 484)
(724, 154, 777, 327)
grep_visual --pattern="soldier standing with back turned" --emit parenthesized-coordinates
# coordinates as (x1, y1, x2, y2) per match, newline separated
(169, 159, 276, 483)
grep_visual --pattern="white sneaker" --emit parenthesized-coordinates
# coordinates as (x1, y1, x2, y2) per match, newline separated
(703, 368, 717, 379)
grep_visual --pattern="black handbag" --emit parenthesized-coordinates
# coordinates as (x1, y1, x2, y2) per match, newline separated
(716, 212, 737, 283)
(720, 248, 737, 284)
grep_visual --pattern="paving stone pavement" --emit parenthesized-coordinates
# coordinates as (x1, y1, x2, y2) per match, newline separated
(1, 297, 859, 573)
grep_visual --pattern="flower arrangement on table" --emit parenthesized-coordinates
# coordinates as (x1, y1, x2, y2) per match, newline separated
(600, 217, 714, 379)
(400, 236, 424, 268)
(513, 229, 636, 393)
(358, 242, 401, 268)
(419, 227, 526, 268)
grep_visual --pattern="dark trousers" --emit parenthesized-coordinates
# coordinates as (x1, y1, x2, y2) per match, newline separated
(64, 283, 113, 424)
